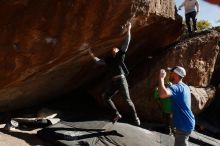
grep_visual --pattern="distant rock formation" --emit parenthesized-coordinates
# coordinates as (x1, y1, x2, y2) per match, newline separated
(0, 0, 182, 111)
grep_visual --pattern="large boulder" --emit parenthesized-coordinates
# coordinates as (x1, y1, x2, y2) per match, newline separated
(0, 0, 182, 111)
(189, 86, 215, 114)
(130, 30, 220, 121)
(196, 85, 220, 139)
(211, 49, 220, 87)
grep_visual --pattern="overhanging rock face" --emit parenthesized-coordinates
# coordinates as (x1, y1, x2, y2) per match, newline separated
(0, 0, 182, 111)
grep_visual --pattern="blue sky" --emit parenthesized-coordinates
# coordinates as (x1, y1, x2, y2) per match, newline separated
(176, 0, 220, 26)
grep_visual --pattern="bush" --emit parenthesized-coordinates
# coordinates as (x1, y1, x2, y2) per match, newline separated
(197, 20, 212, 31)
(182, 20, 212, 33)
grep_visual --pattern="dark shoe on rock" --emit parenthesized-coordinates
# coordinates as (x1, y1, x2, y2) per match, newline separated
(134, 117, 141, 126)
(112, 114, 122, 124)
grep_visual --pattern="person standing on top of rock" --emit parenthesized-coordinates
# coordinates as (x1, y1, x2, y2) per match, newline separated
(158, 66, 195, 146)
(178, 0, 200, 34)
(88, 22, 140, 126)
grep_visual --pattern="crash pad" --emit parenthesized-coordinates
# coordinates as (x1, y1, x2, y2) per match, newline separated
(37, 120, 162, 146)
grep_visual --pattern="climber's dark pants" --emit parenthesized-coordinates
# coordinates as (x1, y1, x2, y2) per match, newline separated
(185, 11, 197, 33)
(103, 76, 138, 120)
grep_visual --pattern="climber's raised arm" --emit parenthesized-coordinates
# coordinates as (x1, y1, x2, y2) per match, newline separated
(120, 22, 131, 53)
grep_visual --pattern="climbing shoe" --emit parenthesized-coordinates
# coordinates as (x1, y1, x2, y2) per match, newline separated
(112, 113, 122, 124)
(134, 117, 141, 126)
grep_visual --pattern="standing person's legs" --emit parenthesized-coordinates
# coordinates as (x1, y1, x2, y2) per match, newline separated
(120, 77, 140, 125)
(103, 80, 121, 121)
(185, 13, 192, 34)
(174, 129, 191, 146)
(191, 11, 197, 31)
(163, 113, 172, 134)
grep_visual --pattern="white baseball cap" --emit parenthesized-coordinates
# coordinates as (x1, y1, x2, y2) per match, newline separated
(167, 66, 186, 77)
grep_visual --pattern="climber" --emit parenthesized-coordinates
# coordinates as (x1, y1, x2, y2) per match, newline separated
(158, 66, 195, 146)
(178, 0, 200, 34)
(88, 22, 140, 126)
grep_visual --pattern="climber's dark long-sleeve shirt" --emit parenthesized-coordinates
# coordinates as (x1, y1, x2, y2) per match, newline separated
(94, 33, 131, 77)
